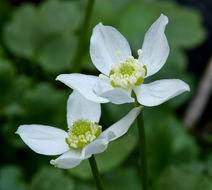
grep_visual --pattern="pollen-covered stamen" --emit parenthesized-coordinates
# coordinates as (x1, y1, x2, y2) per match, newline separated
(109, 50, 147, 89)
(66, 119, 102, 150)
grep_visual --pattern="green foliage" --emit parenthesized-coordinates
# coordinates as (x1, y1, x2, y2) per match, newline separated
(154, 165, 212, 190)
(204, 155, 212, 177)
(70, 133, 137, 179)
(3, 75, 32, 121)
(0, 166, 26, 190)
(4, 0, 81, 73)
(29, 167, 75, 190)
(0, 58, 15, 98)
(21, 83, 67, 127)
(144, 109, 199, 179)
(104, 168, 140, 190)
(92, 0, 206, 51)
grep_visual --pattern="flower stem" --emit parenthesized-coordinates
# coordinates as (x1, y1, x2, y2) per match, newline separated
(72, 0, 95, 72)
(88, 155, 104, 190)
(133, 93, 149, 190)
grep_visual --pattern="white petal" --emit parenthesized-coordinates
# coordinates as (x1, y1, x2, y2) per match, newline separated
(101, 106, 141, 141)
(82, 136, 109, 158)
(67, 91, 101, 128)
(50, 150, 88, 169)
(134, 79, 190, 107)
(56, 73, 109, 103)
(16, 125, 69, 155)
(98, 89, 134, 104)
(140, 14, 169, 77)
(90, 23, 132, 76)
(94, 79, 134, 104)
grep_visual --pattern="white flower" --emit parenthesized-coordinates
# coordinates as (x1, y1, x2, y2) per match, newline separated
(57, 14, 190, 106)
(16, 91, 141, 169)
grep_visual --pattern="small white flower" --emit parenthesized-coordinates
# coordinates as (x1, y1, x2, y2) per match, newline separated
(57, 14, 190, 106)
(16, 91, 141, 169)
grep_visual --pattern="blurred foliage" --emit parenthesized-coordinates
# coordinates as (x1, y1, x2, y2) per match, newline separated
(69, 133, 137, 179)
(0, 0, 211, 189)
(4, 0, 81, 73)
(0, 166, 26, 190)
(29, 167, 75, 190)
(154, 164, 212, 190)
(144, 109, 200, 180)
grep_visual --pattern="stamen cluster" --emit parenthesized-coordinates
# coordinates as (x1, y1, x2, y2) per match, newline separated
(109, 55, 147, 89)
(66, 119, 102, 149)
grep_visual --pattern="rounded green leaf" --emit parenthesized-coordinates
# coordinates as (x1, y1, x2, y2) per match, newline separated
(4, 0, 82, 73)
(29, 167, 75, 190)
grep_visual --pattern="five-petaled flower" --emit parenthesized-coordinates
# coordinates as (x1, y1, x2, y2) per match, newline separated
(16, 91, 141, 169)
(57, 14, 190, 106)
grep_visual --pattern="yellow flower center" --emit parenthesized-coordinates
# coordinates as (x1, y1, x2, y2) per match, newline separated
(66, 119, 102, 149)
(109, 50, 147, 89)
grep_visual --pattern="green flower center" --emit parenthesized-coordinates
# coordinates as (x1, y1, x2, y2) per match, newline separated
(65, 119, 102, 150)
(119, 63, 135, 75)
(109, 50, 147, 89)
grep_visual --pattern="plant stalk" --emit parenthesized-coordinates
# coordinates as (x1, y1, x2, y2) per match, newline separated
(72, 0, 95, 72)
(134, 93, 149, 190)
(88, 155, 104, 190)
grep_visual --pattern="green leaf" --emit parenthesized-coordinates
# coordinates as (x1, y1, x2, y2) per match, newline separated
(38, 0, 80, 34)
(104, 167, 140, 190)
(9, 75, 32, 106)
(1, 75, 32, 147)
(159, 2, 207, 49)
(2, 75, 31, 121)
(155, 165, 212, 190)
(29, 167, 75, 190)
(37, 33, 77, 73)
(0, 58, 15, 95)
(0, 57, 16, 112)
(144, 109, 199, 179)
(21, 82, 67, 127)
(70, 133, 137, 179)
(4, 4, 37, 58)
(4, 0, 82, 73)
(119, 0, 206, 50)
(92, 0, 133, 26)
(0, 166, 26, 190)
